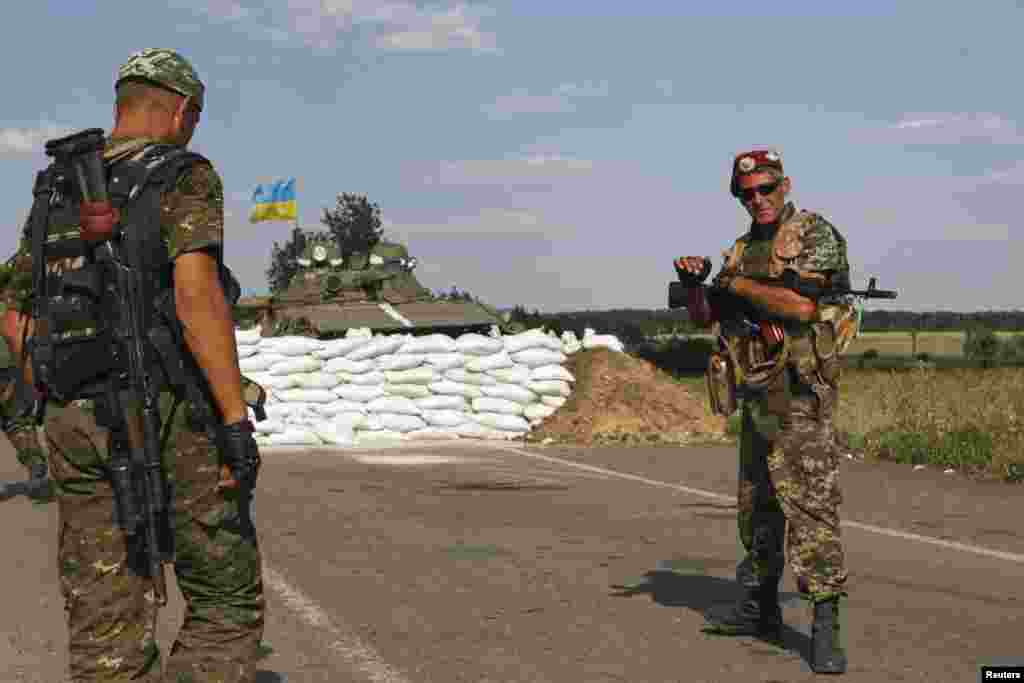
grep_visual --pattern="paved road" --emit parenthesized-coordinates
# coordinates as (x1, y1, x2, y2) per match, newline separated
(0, 436, 1020, 682)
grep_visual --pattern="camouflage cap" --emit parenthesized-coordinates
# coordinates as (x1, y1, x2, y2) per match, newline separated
(116, 48, 205, 110)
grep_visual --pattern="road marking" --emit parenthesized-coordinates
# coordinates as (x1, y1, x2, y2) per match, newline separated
(263, 565, 411, 683)
(496, 445, 1024, 565)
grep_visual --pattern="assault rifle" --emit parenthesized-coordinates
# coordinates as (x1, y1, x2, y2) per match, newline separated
(40, 129, 173, 604)
(668, 262, 898, 314)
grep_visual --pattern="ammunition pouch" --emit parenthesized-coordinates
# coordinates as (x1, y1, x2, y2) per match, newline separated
(720, 330, 790, 394)
(706, 350, 737, 416)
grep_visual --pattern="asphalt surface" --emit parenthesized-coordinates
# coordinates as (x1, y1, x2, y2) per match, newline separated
(0, 435, 1020, 682)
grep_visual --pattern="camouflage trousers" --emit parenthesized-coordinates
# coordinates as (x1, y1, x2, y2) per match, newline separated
(43, 400, 266, 683)
(736, 381, 847, 600)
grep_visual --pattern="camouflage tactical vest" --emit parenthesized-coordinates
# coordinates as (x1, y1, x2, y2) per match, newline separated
(719, 208, 858, 391)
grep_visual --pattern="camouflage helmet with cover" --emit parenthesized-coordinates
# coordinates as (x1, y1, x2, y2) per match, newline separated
(116, 48, 205, 111)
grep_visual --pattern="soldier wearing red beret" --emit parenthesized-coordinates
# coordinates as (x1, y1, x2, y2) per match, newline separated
(676, 150, 856, 674)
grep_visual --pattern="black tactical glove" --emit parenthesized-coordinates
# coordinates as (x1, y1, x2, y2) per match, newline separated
(218, 419, 261, 491)
(674, 257, 712, 286)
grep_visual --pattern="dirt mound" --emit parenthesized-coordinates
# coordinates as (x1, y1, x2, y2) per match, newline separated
(527, 348, 729, 447)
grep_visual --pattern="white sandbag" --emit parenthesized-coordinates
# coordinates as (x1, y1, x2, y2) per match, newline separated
(316, 400, 368, 417)
(259, 374, 301, 391)
(295, 372, 341, 390)
(473, 412, 531, 432)
(237, 345, 259, 359)
(424, 353, 466, 370)
(235, 327, 262, 345)
(313, 336, 373, 360)
(332, 385, 387, 403)
(267, 428, 322, 446)
(405, 428, 461, 441)
(324, 356, 376, 374)
(348, 371, 387, 386)
(465, 352, 515, 373)
(239, 354, 287, 372)
(481, 428, 523, 441)
(486, 365, 532, 385)
(354, 430, 406, 444)
(314, 423, 356, 446)
(455, 333, 504, 356)
(427, 380, 483, 399)
(471, 397, 525, 416)
(454, 421, 491, 439)
(583, 333, 625, 352)
(510, 348, 567, 368)
(277, 388, 336, 404)
(503, 329, 563, 354)
(524, 403, 557, 420)
(528, 380, 572, 398)
(377, 354, 426, 371)
(268, 357, 323, 376)
(400, 334, 457, 355)
(375, 413, 427, 433)
(286, 413, 321, 427)
(562, 341, 582, 355)
(263, 404, 293, 420)
(366, 396, 422, 416)
(358, 414, 384, 431)
(420, 409, 470, 427)
(346, 327, 373, 338)
(276, 402, 315, 417)
(530, 364, 575, 383)
(415, 395, 468, 411)
(480, 383, 538, 405)
(254, 418, 286, 434)
(384, 367, 437, 385)
(384, 383, 432, 399)
(332, 412, 369, 429)
(271, 336, 324, 357)
(347, 336, 406, 362)
(541, 395, 568, 408)
(444, 368, 497, 386)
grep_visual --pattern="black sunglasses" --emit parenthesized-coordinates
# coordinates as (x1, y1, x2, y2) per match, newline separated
(738, 181, 780, 202)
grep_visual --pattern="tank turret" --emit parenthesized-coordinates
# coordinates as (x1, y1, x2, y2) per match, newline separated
(236, 231, 501, 337)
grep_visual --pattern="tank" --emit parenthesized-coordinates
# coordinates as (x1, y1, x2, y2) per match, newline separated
(234, 233, 504, 337)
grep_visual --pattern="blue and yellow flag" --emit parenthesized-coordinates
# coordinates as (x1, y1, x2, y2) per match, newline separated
(250, 177, 297, 223)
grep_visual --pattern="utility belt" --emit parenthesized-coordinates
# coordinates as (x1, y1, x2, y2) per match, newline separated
(706, 319, 841, 417)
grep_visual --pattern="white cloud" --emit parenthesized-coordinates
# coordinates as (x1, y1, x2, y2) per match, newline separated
(175, 1, 498, 54)
(0, 123, 74, 157)
(483, 80, 610, 119)
(427, 155, 596, 187)
(482, 92, 575, 117)
(863, 112, 1024, 144)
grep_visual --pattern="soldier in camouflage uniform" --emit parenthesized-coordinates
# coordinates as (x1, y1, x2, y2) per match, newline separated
(1, 49, 265, 682)
(676, 150, 852, 673)
(0, 334, 49, 495)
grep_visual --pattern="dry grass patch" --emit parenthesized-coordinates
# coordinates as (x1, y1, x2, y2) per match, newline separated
(835, 367, 1024, 482)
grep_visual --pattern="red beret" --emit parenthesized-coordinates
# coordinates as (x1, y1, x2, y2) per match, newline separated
(730, 149, 784, 197)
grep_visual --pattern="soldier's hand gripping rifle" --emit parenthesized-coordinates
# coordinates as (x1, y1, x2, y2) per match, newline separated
(44, 129, 173, 605)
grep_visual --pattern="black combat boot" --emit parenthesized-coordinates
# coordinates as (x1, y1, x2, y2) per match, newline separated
(810, 597, 847, 674)
(702, 578, 782, 639)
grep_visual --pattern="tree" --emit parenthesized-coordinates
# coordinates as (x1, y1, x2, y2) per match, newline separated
(963, 324, 1000, 367)
(321, 193, 383, 259)
(266, 225, 308, 294)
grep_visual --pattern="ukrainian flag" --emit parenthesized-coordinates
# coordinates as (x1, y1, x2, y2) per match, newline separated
(250, 177, 297, 223)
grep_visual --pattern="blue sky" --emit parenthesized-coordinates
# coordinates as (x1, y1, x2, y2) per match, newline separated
(0, 1, 1021, 312)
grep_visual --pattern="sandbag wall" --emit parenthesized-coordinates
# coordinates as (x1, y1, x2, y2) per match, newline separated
(237, 326, 624, 447)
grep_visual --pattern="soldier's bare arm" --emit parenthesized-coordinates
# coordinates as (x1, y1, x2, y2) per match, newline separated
(174, 251, 247, 424)
(728, 215, 848, 323)
(163, 162, 247, 425)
